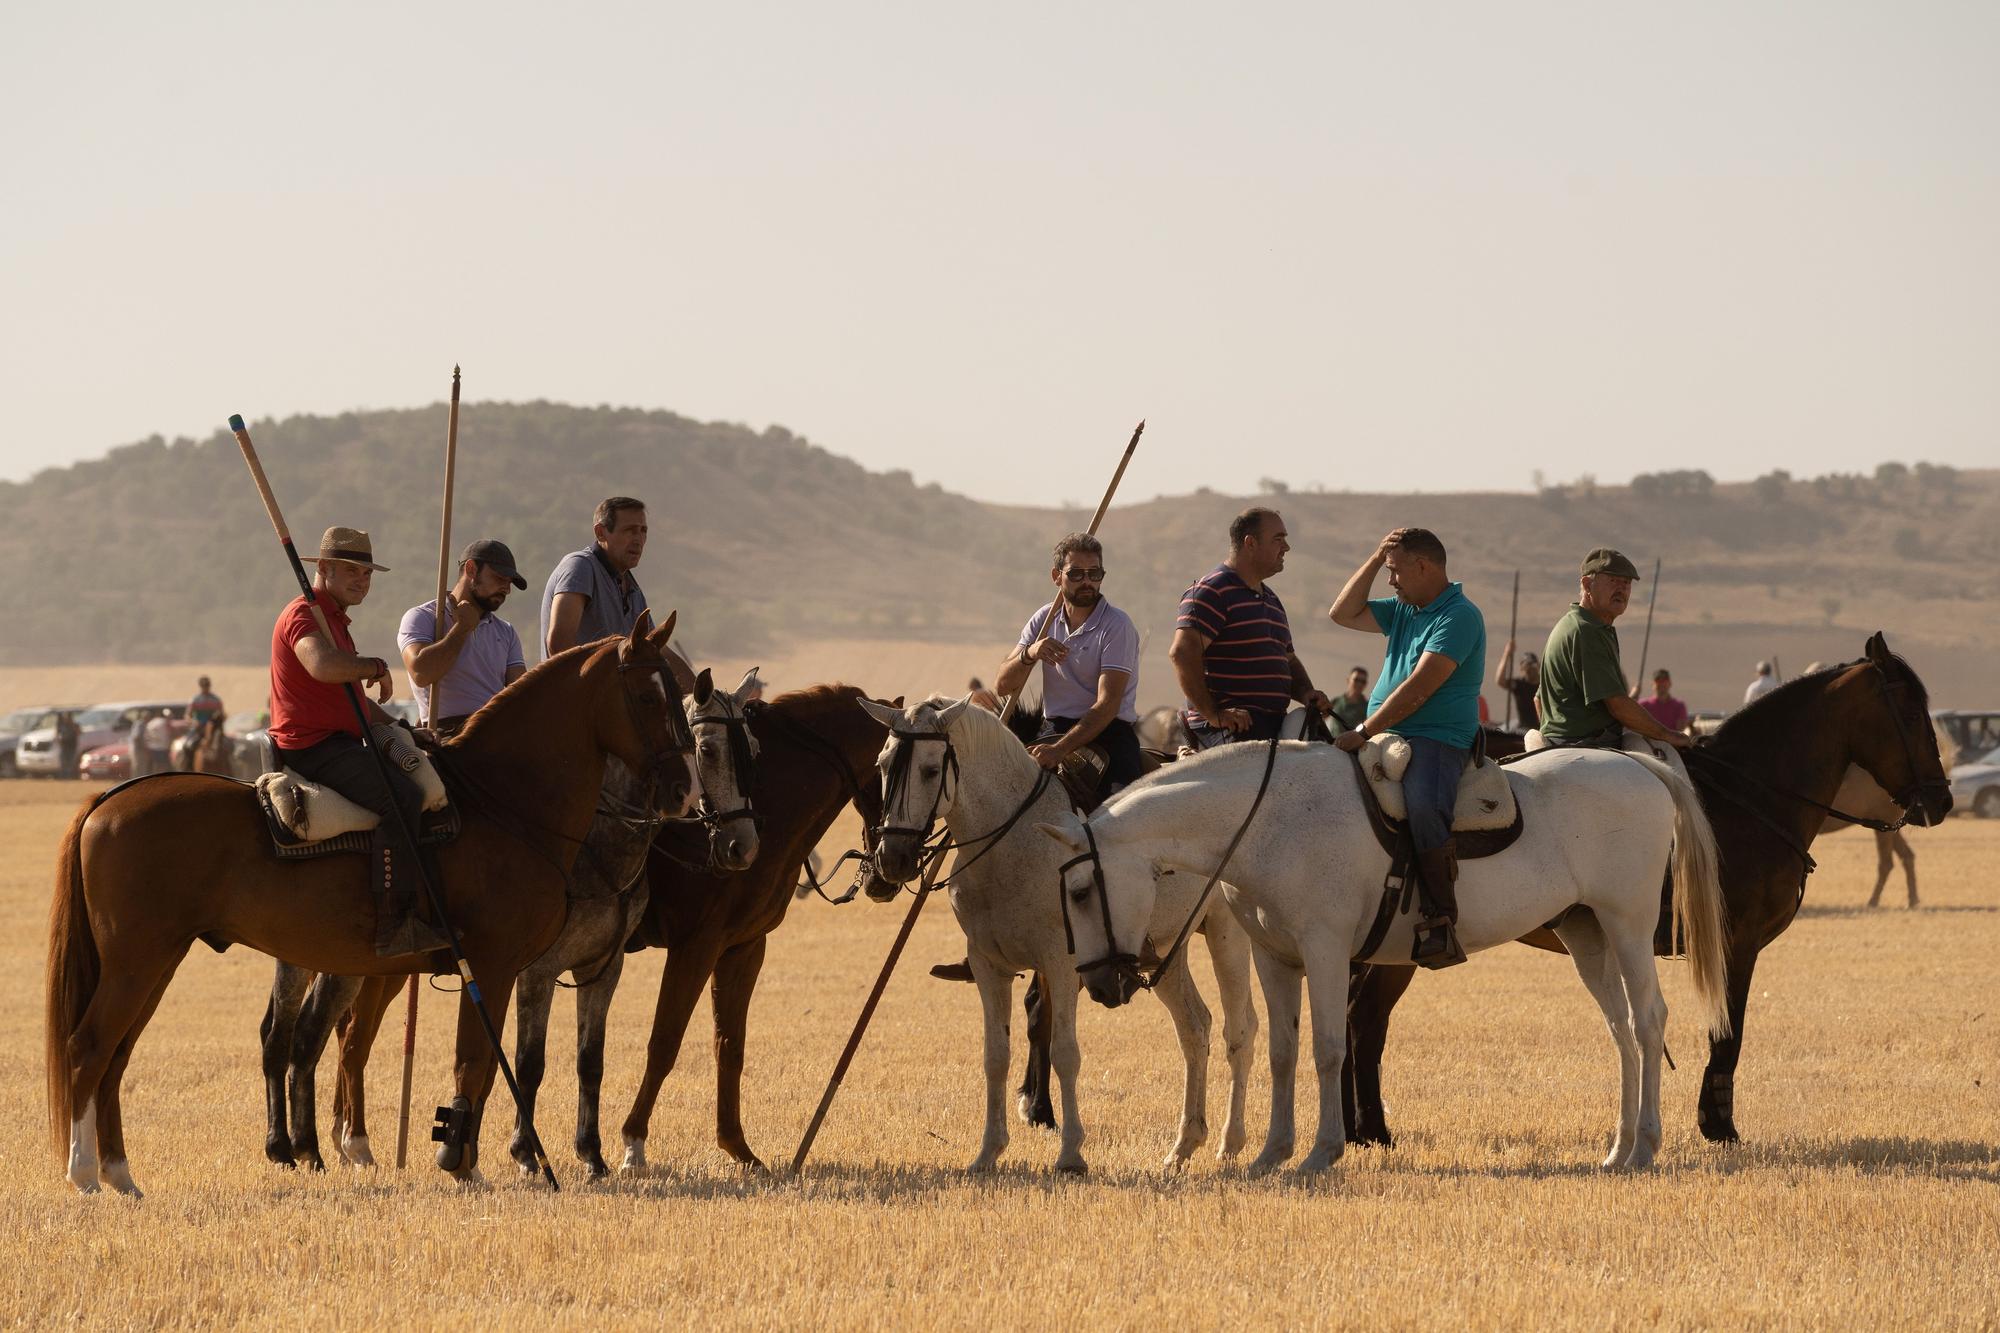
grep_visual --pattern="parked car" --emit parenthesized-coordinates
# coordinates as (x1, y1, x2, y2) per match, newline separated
(1949, 754, 2000, 820)
(20, 700, 187, 778)
(1933, 709, 2000, 768)
(3, 705, 80, 777)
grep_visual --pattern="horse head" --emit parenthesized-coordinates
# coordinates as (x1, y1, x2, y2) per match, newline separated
(604, 611, 700, 819)
(1038, 814, 1153, 1010)
(858, 695, 971, 885)
(687, 666, 762, 872)
(1844, 632, 1954, 826)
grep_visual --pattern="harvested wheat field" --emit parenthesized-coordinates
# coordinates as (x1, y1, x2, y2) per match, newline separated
(4, 777, 1995, 1329)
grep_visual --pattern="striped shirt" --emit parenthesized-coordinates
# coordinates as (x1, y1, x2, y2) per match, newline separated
(1178, 565, 1294, 730)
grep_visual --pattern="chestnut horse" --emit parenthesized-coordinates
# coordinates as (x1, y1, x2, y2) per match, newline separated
(1339, 633, 1953, 1147)
(617, 683, 898, 1173)
(45, 620, 697, 1195)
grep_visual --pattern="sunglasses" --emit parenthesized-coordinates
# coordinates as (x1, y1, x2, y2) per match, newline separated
(1062, 567, 1106, 582)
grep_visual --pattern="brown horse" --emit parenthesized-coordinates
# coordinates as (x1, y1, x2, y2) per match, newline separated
(1339, 632, 1953, 1147)
(45, 620, 697, 1195)
(617, 683, 897, 1173)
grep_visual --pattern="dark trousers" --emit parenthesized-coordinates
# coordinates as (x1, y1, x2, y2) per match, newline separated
(1401, 735, 1467, 853)
(278, 732, 428, 933)
(1039, 715, 1145, 787)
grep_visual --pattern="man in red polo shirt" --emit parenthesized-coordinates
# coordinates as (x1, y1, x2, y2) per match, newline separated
(270, 526, 445, 956)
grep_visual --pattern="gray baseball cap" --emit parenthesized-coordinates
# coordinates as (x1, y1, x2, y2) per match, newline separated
(461, 538, 527, 590)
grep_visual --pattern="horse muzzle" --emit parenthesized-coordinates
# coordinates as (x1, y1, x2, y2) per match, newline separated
(871, 835, 925, 887)
(1081, 961, 1141, 1009)
(707, 822, 759, 873)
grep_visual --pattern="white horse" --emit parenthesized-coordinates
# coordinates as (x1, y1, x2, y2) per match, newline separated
(1042, 739, 1729, 1175)
(862, 696, 1258, 1175)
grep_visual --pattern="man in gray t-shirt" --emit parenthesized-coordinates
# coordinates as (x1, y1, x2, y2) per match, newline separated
(539, 496, 695, 688)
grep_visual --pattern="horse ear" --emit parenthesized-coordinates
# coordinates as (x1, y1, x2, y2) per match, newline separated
(735, 667, 761, 697)
(890, 695, 905, 708)
(693, 668, 713, 705)
(1864, 631, 1890, 666)
(858, 698, 905, 729)
(648, 610, 678, 647)
(1034, 821, 1084, 852)
(935, 695, 973, 729)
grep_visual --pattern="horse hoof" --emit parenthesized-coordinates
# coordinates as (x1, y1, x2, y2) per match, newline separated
(264, 1142, 296, 1169)
(98, 1161, 142, 1197)
(1053, 1158, 1088, 1177)
(1246, 1151, 1287, 1178)
(1295, 1145, 1343, 1175)
(966, 1156, 1000, 1175)
(580, 1154, 610, 1180)
(450, 1167, 490, 1190)
(339, 1137, 375, 1168)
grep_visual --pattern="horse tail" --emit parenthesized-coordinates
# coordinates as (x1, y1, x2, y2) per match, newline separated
(46, 800, 102, 1160)
(1630, 754, 1732, 1039)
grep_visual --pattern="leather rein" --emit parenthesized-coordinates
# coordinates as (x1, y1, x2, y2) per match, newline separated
(873, 725, 1058, 894)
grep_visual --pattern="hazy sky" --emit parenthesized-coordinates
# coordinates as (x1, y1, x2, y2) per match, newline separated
(4, 2, 1994, 503)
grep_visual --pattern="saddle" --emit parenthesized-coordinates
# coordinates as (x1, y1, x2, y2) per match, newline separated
(1352, 734, 1525, 960)
(1052, 744, 1173, 814)
(252, 727, 456, 859)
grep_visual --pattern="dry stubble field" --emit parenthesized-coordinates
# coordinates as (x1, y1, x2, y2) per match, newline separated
(2, 778, 1996, 1330)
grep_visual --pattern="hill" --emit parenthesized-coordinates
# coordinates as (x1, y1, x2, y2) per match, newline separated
(2, 403, 1993, 715)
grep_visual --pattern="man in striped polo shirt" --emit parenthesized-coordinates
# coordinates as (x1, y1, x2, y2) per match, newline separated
(1169, 507, 1331, 748)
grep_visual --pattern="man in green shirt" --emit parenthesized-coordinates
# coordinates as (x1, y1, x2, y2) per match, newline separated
(1536, 548, 1691, 751)
(1329, 665, 1370, 732)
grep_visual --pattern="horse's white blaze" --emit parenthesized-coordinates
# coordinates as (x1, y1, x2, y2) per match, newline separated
(67, 1098, 99, 1194)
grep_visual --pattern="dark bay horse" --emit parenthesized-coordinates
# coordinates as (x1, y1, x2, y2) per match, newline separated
(618, 683, 898, 1173)
(1339, 633, 1953, 1147)
(45, 621, 697, 1195)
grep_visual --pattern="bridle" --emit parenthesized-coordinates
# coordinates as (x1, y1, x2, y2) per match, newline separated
(872, 721, 1055, 892)
(688, 691, 761, 834)
(1061, 734, 1281, 994)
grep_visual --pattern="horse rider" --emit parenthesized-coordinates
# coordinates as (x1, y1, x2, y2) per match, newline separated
(1493, 643, 1540, 731)
(268, 527, 446, 956)
(399, 539, 530, 739)
(1328, 527, 1487, 969)
(540, 495, 696, 689)
(1169, 507, 1330, 749)
(1534, 548, 1691, 754)
(994, 532, 1146, 794)
(188, 675, 224, 751)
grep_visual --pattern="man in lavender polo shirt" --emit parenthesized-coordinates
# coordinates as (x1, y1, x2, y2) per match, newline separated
(993, 532, 1145, 790)
(400, 538, 530, 737)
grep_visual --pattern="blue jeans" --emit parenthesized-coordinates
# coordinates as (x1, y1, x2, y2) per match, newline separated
(1401, 735, 1467, 853)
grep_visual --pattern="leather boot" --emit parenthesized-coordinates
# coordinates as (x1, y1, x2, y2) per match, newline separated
(1411, 839, 1467, 970)
(373, 843, 449, 957)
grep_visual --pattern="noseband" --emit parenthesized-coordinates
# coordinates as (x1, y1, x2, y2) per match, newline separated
(690, 694, 762, 831)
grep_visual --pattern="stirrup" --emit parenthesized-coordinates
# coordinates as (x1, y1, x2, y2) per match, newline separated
(1411, 917, 1467, 970)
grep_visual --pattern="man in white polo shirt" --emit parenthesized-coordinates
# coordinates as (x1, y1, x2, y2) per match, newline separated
(994, 532, 1144, 792)
(399, 538, 530, 737)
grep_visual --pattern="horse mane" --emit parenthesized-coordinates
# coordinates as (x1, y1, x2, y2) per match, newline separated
(924, 693, 1041, 786)
(769, 682, 865, 714)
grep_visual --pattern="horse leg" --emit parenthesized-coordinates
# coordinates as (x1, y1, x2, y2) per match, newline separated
(1148, 956, 1212, 1169)
(334, 977, 395, 1167)
(1898, 835, 1918, 907)
(1015, 973, 1055, 1130)
(1347, 964, 1415, 1148)
(64, 953, 183, 1195)
(94, 968, 178, 1197)
(572, 950, 627, 1179)
(1044, 970, 1088, 1175)
(1697, 943, 1760, 1142)
(443, 967, 518, 1187)
(1610, 924, 1669, 1169)
(1248, 945, 1303, 1177)
(1868, 834, 1891, 906)
(617, 944, 724, 1174)
(712, 935, 769, 1170)
(967, 955, 1014, 1173)
(1296, 942, 1352, 1174)
(259, 962, 314, 1168)
(1204, 908, 1258, 1160)
(288, 972, 364, 1171)
(507, 962, 557, 1178)
(1553, 909, 1643, 1169)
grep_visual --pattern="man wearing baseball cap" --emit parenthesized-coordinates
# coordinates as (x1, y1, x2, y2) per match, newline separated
(399, 538, 530, 737)
(269, 526, 446, 955)
(1535, 548, 1691, 751)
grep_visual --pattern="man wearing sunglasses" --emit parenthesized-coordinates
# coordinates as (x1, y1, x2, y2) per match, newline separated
(994, 532, 1146, 792)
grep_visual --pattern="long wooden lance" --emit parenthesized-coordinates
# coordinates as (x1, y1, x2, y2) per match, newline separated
(1634, 557, 1662, 688)
(1001, 419, 1145, 724)
(228, 413, 561, 1191)
(397, 365, 460, 1171)
(1502, 570, 1520, 730)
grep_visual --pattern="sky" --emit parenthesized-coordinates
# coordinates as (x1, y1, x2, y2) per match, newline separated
(3, 2, 1995, 504)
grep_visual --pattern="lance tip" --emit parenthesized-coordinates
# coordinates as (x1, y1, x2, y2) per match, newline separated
(453, 364, 461, 377)
(228, 414, 245, 432)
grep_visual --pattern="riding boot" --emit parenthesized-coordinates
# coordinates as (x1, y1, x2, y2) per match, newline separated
(372, 838, 449, 957)
(1410, 839, 1467, 970)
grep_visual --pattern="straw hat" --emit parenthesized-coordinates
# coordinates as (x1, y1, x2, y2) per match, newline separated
(315, 526, 389, 571)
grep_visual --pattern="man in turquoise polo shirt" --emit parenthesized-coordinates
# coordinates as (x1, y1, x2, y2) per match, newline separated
(1328, 527, 1486, 968)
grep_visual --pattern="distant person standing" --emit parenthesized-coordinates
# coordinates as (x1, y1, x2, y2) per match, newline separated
(1867, 829, 1918, 909)
(1493, 644, 1540, 731)
(56, 711, 80, 778)
(141, 709, 174, 777)
(540, 495, 696, 690)
(1329, 666, 1370, 732)
(127, 712, 151, 777)
(188, 676, 224, 749)
(1744, 660, 1779, 706)
(1637, 669, 1689, 733)
(400, 538, 530, 737)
